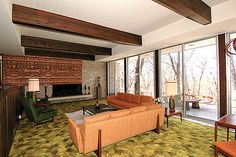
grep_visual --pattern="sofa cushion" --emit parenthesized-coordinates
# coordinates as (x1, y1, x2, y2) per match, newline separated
(110, 109, 130, 118)
(117, 93, 125, 100)
(124, 93, 132, 102)
(121, 101, 139, 108)
(130, 106, 147, 113)
(146, 104, 162, 110)
(131, 94, 141, 104)
(140, 95, 153, 103)
(84, 112, 110, 124)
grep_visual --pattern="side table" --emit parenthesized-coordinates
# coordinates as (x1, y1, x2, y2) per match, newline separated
(165, 110, 183, 128)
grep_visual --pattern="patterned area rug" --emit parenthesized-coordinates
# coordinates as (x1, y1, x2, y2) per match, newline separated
(9, 99, 233, 157)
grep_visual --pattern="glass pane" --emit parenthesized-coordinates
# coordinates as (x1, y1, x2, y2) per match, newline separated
(160, 46, 183, 111)
(140, 52, 154, 97)
(115, 59, 125, 93)
(184, 37, 217, 120)
(127, 56, 139, 94)
(108, 61, 115, 95)
(230, 33, 236, 114)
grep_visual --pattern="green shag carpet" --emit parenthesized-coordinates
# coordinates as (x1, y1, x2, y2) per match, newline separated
(9, 99, 234, 157)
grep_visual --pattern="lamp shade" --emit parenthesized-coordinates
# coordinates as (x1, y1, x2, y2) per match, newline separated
(165, 80, 177, 96)
(28, 79, 40, 92)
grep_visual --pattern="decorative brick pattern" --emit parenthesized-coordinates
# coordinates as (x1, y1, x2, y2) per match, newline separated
(2, 55, 82, 85)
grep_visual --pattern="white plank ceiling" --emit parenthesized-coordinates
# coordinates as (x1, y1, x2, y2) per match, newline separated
(12, 0, 228, 48)
(0, 0, 229, 56)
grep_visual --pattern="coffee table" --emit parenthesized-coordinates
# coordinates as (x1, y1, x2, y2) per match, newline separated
(165, 110, 183, 128)
(82, 104, 117, 115)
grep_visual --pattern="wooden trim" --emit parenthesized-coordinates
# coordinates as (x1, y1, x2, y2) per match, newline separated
(218, 34, 227, 117)
(153, 114, 160, 134)
(152, 0, 211, 25)
(155, 50, 160, 98)
(25, 48, 95, 61)
(0, 86, 23, 157)
(124, 58, 127, 93)
(157, 114, 160, 134)
(94, 130, 102, 157)
(13, 4, 142, 46)
(22, 35, 112, 56)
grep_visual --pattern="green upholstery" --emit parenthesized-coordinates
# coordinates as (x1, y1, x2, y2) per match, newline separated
(22, 97, 57, 124)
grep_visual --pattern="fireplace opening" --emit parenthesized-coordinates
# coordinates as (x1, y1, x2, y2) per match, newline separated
(52, 84, 82, 97)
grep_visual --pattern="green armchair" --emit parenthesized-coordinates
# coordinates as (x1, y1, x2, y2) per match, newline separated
(22, 98, 57, 125)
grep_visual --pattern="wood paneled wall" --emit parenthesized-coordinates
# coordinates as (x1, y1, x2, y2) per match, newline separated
(2, 55, 82, 85)
(0, 86, 23, 157)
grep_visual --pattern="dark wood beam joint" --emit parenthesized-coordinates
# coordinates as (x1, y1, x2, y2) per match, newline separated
(25, 48, 95, 61)
(21, 35, 112, 56)
(13, 4, 142, 46)
(152, 0, 211, 25)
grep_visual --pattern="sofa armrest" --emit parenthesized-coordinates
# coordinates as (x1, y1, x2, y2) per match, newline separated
(157, 107, 165, 126)
(68, 119, 84, 153)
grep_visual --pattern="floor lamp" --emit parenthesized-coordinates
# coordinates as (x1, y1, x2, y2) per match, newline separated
(28, 79, 40, 102)
(165, 80, 177, 113)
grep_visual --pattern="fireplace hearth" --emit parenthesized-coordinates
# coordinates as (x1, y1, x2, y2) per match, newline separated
(52, 84, 82, 97)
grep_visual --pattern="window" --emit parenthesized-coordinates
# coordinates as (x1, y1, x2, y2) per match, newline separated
(160, 46, 183, 110)
(229, 33, 236, 114)
(108, 61, 115, 95)
(184, 37, 218, 120)
(127, 56, 139, 94)
(140, 52, 154, 97)
(115, 59, 125, 93)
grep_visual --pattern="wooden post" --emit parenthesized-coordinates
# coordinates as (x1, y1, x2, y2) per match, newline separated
(153, 114, 160, 134)
(218, 34, 227, 117)
(95, 130, 102, 157)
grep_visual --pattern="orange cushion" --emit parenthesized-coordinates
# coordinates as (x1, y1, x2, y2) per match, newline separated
(110, 109, 130, 118)
(140, 95, 153, 103)
(124, 93, 132, 102)
(130, 106, 147, 113)
(119, 101, 139, 108)
(146, 104, 161, 110)
(117, 93, 125, 100)
(84, 112, 110, 124)
(131, 94, 140, 104)
(215, 140, 236, 156)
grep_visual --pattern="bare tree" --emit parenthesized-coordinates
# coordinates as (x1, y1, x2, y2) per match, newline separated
(197, 60, 207, 95)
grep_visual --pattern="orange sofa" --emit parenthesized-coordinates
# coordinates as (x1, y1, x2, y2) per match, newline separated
(68, 105, 165, 155)
(107, 92, 154, 109)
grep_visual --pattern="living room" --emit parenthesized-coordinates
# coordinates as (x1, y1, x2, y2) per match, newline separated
(1, 0, 236, 157)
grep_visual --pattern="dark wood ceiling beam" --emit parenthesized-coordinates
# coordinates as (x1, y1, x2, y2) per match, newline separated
(21, 35, 111, 56)
(152, 0, 211, 25)
(25, 48, 95, 61)
(13, 4, 142, 46)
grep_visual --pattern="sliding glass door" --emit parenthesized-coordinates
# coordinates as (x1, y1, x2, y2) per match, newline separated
(184, 37, 218, 120)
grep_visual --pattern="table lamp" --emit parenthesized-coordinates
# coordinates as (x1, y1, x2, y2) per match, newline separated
(165, 80, 177, 113)
(28, 79, 40, 101)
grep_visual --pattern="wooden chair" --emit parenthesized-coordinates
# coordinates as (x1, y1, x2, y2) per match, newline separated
(214, 140, 236, 157)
